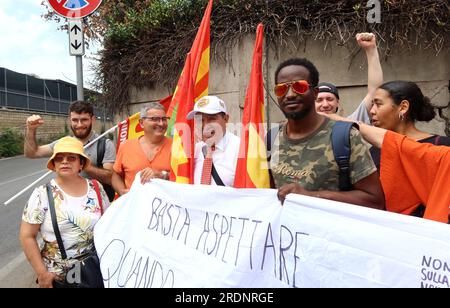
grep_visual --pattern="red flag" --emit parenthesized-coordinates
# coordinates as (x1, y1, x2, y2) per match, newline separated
(167, 0, 213, 183)
(159, 94, 173, 113)
(234, 24, 270, 188)
(167, 0, 212, 123)
(169, 54, 195, 183)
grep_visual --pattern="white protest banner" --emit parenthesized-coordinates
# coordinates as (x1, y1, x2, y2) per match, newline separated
(94, 178, 450, 288)
(283, 194, 450, 288)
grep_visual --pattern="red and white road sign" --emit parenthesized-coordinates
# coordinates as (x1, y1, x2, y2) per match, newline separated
(47, 0, 102, 19)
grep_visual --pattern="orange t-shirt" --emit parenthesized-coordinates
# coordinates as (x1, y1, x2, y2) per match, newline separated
(381, 131, 450, 223)
(113, 137, 172, 189)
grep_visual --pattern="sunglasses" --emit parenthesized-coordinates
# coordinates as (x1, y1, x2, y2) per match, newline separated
(54, 155, 79, 163)
(274, 80, 310, 97)
(142, 116, 171, 122)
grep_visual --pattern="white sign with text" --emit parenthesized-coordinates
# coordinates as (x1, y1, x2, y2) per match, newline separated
(94, 178, 450, 288)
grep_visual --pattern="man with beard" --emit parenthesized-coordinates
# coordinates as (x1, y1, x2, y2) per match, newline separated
(271, 58, 384, 210)
(112, 102, 172, 195)
(187, 95, 240, 186)
(24, 100, 116, 199)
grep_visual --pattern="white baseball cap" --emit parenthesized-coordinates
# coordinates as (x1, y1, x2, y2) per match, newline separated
(186, 95, 227, 120)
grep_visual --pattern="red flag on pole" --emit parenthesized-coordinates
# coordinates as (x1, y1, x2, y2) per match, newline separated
(169, 54, 195, 183)
(166, 0, 212, 126)
(167, 0, 213, 183)
(234, 24, 270, 188)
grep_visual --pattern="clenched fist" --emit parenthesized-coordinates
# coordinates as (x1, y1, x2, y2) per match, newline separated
(26, 115, 44, 130)
(356, 32, 376, 50)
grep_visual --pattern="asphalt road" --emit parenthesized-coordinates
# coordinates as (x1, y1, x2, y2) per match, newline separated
(0, 156, 51, 287)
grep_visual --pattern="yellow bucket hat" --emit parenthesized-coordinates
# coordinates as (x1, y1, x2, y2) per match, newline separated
(47, 136, 91, 171)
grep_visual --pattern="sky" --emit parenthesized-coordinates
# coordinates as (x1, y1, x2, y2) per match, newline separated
(0, 0, 100, 89)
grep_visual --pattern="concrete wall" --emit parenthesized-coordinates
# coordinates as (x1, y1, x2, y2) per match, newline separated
(128, 34, 450, 136)
(0, 109, 114, 142)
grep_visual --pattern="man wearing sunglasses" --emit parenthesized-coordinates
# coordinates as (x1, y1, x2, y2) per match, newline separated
(187, 95, 240, 187)
(315, 32, 383, 125)
(271, 58, 384, 210)
(112, 102, 172, 195)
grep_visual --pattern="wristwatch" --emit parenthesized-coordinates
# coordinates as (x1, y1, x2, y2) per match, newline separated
(161, 170, 169, 180)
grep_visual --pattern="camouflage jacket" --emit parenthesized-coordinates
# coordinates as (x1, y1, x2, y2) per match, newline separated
(269, 119, 376, 191)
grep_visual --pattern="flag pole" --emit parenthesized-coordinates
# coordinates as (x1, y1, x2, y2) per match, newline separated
(3, 125, 119, 206)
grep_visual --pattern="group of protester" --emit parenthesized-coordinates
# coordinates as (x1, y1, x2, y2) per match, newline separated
(18, 32, 449, 288)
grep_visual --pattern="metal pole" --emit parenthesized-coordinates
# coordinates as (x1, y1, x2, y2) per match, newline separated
(264, 0, 270, 132)
(265, 34, 270, 132)
(76, 55, 84, 100)
(3, 171, 53, 206)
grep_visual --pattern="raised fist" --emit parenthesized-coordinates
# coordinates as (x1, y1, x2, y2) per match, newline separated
(26, 115, 44, 130)
(356, 32, 376, 50)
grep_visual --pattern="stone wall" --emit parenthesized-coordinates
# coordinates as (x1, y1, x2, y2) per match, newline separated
(126, 34, 449, 136)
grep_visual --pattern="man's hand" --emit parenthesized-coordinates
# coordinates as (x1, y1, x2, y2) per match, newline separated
(140, 167, 159, 184)
(277, 183, 312, 204)
(118, 188, 130, 195)
(356, 32, 376, 51)
(26, 115, 44, 131)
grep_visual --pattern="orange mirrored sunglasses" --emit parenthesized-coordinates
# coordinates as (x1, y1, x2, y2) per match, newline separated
(274, 80, 310, 97)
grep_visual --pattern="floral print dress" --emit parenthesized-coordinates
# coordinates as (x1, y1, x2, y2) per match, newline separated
(22, 179, 110, 277)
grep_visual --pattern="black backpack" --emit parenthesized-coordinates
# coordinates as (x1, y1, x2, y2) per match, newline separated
(267, 121, 356, 191)
(97, 137, 116, 201)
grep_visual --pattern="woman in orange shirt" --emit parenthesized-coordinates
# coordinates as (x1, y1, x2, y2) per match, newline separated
(358, 122, 450, 224)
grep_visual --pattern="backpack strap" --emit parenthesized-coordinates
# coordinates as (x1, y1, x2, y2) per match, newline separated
(433, 135, 441, 145)
(211, 165, 225, 186)
(331, 121, 357, 191)
(46, 183, 67, 260)
(95, 137, 116, 202)
(91, 180, 103, 215)
(266, 125, 281, 161)
(96, 137, 106, 167)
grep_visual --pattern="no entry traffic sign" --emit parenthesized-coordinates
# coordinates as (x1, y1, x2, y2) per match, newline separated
(47, 0, 102, 19)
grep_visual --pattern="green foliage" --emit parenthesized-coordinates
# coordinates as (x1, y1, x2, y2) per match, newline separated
(0, 128, 24, 158)
(105, 0, 208, 43)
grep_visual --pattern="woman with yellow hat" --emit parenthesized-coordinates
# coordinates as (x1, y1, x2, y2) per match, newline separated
(19, 136, 110, 288)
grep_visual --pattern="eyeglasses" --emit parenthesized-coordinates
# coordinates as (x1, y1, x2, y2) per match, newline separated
(274, 80, 310, 97)
(53, 155, 79, 163)
(142, 116, 171, 122)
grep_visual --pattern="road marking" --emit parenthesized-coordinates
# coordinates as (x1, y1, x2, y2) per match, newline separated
(0, 253, 27, 281)
(0, 170, 47, 187)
